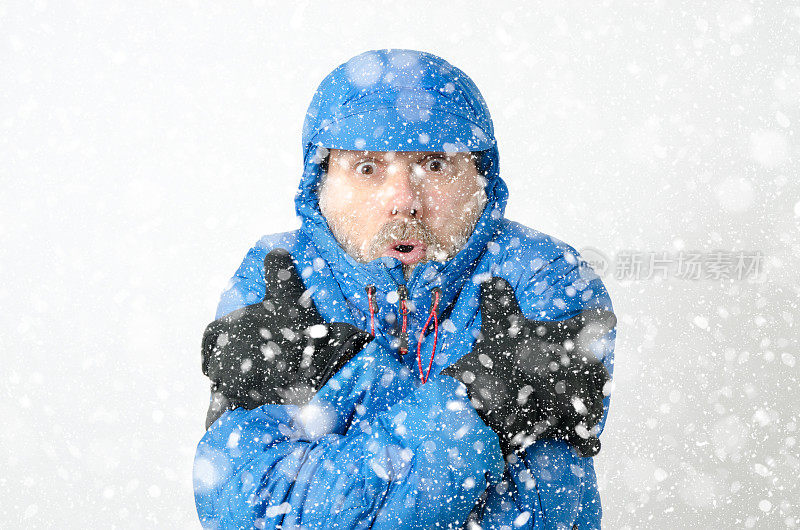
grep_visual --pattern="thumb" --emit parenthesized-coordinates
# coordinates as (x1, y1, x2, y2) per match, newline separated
(263, 248, 306, 301)
(310, 323, 375, 391)
(528, 308, 617, 350)
(262, 247, 324, 329)
(479, 276, 524, 339)
(200, 319, 224, 377)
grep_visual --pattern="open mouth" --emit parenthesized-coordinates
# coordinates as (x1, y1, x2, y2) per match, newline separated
(383, 240, 427, 265)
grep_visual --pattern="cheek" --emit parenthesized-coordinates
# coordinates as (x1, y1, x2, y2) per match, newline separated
(324, 186, 383, 237)
(328, 179, 382, 209)
(422, 182, 469, 225)
(421, 183, 444, 214)
(325, 187, 358, 216)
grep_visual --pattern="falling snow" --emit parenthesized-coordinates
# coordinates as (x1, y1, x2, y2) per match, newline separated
(3, 2, 798, 529)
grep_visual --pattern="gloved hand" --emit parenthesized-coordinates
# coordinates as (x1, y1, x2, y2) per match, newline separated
(441, 276, 615, 458)
(201, 248, 374, 429)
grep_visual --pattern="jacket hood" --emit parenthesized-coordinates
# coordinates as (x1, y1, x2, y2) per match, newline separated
(294, 49, 509, 354)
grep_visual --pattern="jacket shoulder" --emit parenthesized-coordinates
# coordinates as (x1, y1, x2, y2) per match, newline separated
(248, 229, 303, 259)
(491, 219, 586, 279)
(491, 219, 613, 317)
(214, 229, 302, 319)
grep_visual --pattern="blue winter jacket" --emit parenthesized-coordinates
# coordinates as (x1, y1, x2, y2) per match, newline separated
(193, 49, 616, 529)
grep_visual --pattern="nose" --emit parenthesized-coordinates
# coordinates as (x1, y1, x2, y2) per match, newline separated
(386, 162, 423, 218)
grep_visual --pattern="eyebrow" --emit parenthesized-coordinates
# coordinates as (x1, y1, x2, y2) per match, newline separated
(351, 152, 449, 161)
(338, 152, 459, 169)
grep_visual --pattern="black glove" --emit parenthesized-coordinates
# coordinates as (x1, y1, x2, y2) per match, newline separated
(441, 277, 615, 458)
(201, 248, 374, 429)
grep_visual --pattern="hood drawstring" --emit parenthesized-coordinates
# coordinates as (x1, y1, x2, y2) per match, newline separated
(366, 284, 442, 384)
(418, 287, 441, 384)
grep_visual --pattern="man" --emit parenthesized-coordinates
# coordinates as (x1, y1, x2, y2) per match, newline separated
(193, 49, 617, 529)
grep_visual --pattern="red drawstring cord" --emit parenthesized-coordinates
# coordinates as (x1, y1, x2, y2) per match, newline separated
(372, 284, 441, 383)
(417, 287, 441, 384)
(365, 285, 376, 336)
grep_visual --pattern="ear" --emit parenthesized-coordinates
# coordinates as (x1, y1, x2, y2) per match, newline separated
(471, 150, 483, 174)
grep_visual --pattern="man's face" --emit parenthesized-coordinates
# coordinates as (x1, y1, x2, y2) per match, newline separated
(317, 149, 488, 280)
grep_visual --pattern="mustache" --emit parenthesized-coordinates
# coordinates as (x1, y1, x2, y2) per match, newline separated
(368, 219, 438, 254)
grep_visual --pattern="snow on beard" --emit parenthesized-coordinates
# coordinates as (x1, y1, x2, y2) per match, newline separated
(320, 173, 488, 277)
(365, 217, 440, 260)
(363, 197, 486, 280)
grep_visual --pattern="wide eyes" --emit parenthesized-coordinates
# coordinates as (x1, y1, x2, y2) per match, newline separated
(352, 157, 448, 177)
(355, 161, 377, 175)
(422, 158, 446, 173)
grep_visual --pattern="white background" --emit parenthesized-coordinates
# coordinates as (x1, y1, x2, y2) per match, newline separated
(2, 1, 798, 528)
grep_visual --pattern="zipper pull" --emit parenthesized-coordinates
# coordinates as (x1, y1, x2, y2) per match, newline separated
(365, 285, 376, 336)
(397, 285, 409, 356)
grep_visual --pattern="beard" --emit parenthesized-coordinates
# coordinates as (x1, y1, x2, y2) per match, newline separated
(319, 184, 488, 280)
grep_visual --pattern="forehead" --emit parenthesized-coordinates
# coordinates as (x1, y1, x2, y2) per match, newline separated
(329, 149, 466, 161)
